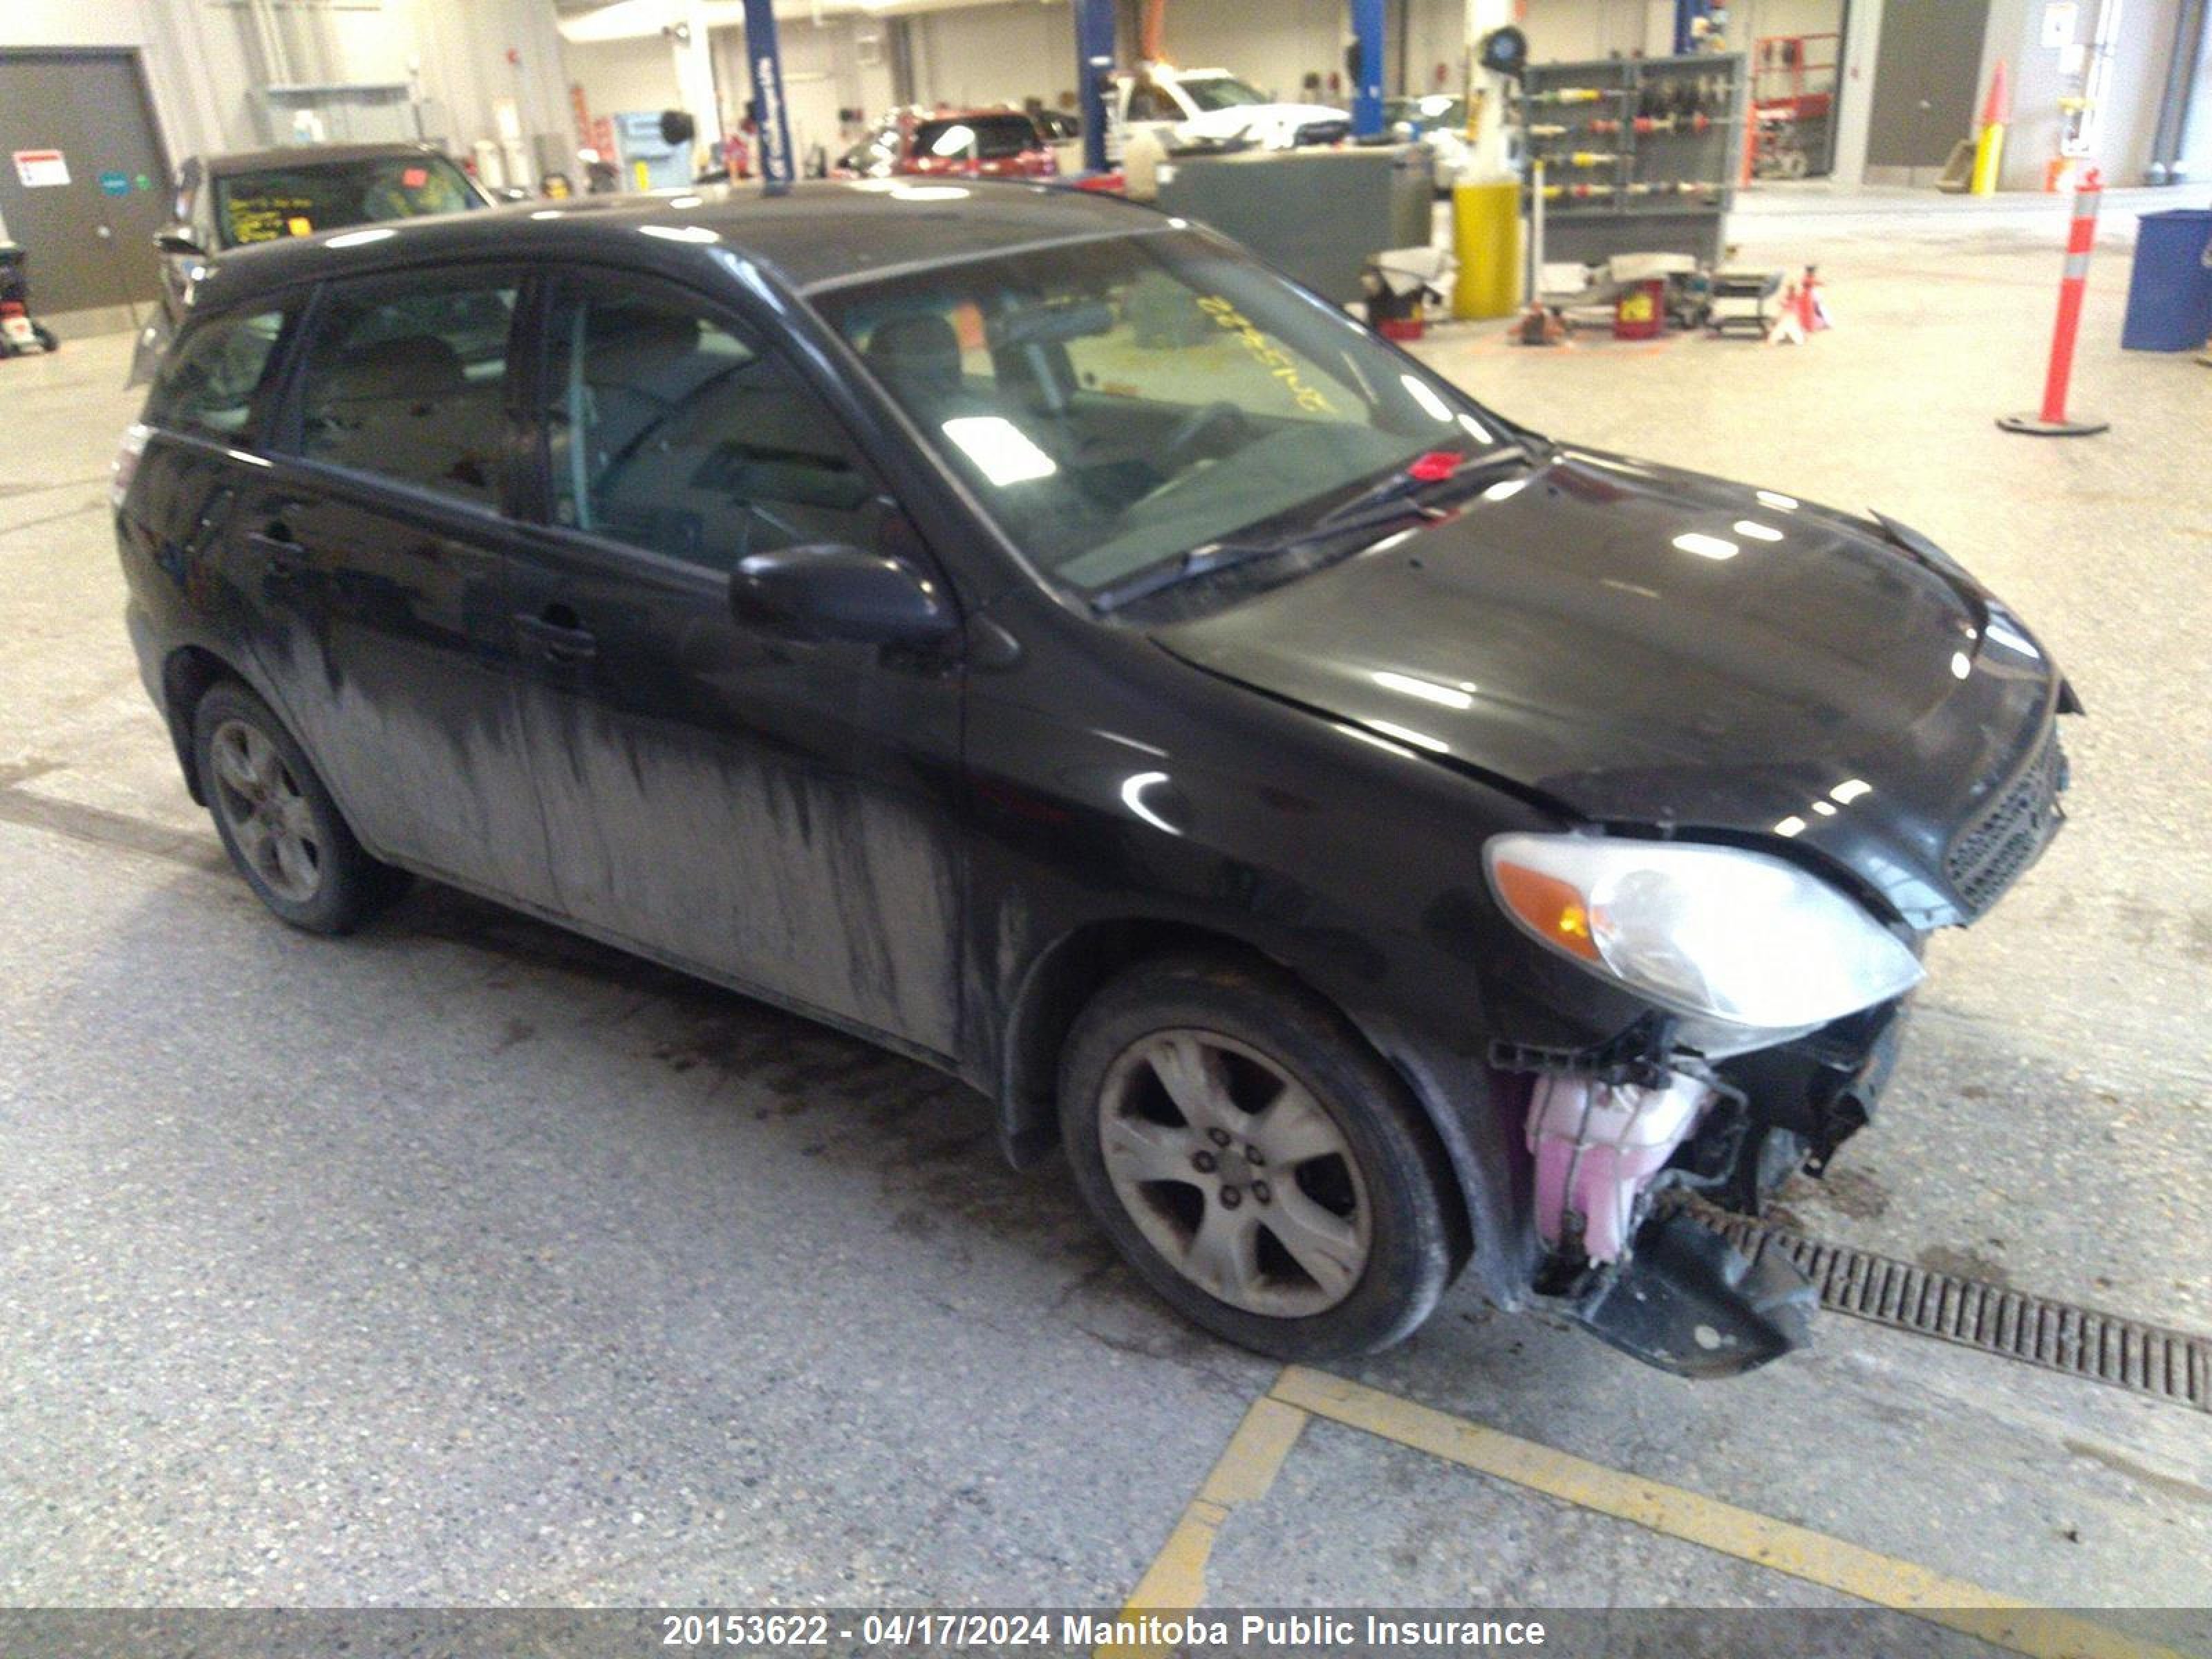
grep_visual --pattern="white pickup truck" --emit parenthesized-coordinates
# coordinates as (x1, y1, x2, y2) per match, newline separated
(1113, 66, 1351, 152)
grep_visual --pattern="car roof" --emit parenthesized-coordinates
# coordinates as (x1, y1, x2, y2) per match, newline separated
(186, 180, 1168, 311)
(198, 142, 453, 177)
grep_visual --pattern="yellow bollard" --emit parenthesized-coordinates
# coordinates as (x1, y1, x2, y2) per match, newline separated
(1969, 122, 2005, 196)
(1452, 179, 1521, 320)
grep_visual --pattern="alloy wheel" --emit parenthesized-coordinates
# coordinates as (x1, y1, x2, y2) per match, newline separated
(209, 718, 323, 903)
(1096, 1028, 1372, 1318)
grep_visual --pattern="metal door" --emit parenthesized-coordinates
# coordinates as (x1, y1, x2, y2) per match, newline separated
(0, 50, 171, 316)
(1866, 0, 1989, 169)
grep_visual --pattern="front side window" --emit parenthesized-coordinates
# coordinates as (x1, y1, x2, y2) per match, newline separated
(295, 274, 518, 507)
(214, 153, 480, 249)
(814, 231, 1502, 595)
(544, 283, 883, 570)
(145, 307, 288, 441)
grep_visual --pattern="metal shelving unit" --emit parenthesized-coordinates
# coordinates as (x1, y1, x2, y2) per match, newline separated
(1518, 52, 1747, 266)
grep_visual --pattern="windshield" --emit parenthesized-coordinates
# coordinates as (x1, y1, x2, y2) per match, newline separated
(1179, 76, 1271, 112)
(914, 116, 1040, 160)
(212, 153, 480, 249)
(813, 229, 1508, 596)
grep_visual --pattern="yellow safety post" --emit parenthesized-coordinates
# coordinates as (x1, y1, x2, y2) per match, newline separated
(1452, 0, 1524, 320)
(1970, 123, 2006, 195)
(1452, 178, 1521, 319)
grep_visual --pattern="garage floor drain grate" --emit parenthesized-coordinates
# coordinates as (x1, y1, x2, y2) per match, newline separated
(1696, 1211, 2212, 1412)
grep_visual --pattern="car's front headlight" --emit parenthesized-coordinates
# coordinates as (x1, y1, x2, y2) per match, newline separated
(1484, 832, 1924, 1038)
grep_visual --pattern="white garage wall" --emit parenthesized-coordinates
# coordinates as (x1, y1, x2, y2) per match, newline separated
(1978, 0, 2204, 187)
(0, 0, 571, 178)
(903, 3, 1081, 109)
(565, 32, 684, 120)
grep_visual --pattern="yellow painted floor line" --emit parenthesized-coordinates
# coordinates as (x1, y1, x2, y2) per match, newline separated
(1273, 1366, 2190, 1659)
(1096, 1384, 1307, 1659)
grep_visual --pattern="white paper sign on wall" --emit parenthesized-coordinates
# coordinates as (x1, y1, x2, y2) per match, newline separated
(12, 149, 71, 188)
(2041, 1, 2079, 48)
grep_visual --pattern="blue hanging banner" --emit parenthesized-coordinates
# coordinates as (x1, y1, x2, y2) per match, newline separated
(741, 0, 796, 190)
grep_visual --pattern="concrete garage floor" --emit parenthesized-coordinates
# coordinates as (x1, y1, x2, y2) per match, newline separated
(2, 205, 2209, 1640)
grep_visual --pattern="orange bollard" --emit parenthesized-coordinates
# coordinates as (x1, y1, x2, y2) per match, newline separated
(1999, 167, 2110, 435)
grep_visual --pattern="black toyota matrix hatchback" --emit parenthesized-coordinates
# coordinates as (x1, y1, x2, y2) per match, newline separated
(114, 183, 2075, 1375)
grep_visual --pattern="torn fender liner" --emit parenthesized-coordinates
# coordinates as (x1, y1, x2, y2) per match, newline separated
(1568, 1210, 1817, 1378)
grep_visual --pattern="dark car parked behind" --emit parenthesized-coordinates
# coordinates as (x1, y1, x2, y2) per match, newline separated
(834, 109, 1058, 180)
(113, 183, 2074, 1375)
(154, 142, 489, 325)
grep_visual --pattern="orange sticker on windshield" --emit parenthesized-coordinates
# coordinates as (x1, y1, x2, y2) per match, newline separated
(287, 216, 313, 236)
(1196, 294, 1335, 415)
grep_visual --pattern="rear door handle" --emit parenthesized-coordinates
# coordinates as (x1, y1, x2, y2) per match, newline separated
(515, 610, 598, 664)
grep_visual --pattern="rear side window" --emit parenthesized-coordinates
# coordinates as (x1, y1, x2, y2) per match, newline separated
(144, 308, 287, 441)
(295, 275, 518, 507)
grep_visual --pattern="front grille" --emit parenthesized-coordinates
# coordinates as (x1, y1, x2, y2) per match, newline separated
(1945, 728, 2068, 914)
(1294, 120, 1352, 147)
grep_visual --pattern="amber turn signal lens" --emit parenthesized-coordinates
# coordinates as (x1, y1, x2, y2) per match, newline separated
(1491, 861, 1602, 962)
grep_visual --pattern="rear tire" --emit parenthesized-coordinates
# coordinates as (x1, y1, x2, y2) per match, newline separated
(1058, 953, 1459, 1360)
(192, 681, 407, 935)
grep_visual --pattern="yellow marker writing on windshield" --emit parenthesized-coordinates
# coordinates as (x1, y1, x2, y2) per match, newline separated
(1196, 295, 1334, 415)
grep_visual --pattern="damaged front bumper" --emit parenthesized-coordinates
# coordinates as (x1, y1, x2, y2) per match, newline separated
(1497, 1002, 1906, 1377)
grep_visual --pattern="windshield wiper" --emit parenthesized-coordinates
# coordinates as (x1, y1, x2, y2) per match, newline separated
(1088, 446, 1534, 616)
(1311, 441, 1529, 530)
(1089, 538, 1295, 615)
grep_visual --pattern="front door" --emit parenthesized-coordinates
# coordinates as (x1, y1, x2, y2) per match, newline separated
(505, 272, 964, 1054)
(240, 266, 556, 908)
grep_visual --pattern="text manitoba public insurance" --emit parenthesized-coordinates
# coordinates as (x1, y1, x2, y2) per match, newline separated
(1067, 1615, 1546, 1648)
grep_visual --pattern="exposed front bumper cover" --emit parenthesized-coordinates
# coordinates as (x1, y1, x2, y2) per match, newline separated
(1566, 1210, 1817, 1378)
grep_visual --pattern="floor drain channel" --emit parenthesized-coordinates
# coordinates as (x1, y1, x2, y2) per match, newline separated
(1696, 1211, 2212, 1412)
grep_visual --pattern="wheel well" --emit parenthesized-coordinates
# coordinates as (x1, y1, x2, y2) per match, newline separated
(160, 646, 241, 805)
(999, 919, 1267, 1164)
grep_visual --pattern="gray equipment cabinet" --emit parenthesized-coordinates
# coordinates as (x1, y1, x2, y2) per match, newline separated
(1156, 146, 1434, 305)
(1519, 53, 1746, 267)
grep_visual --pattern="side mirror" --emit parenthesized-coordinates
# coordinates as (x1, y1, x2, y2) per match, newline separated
(153, 227, 205, 257)
(494, 185, 534, 203)
(731, 543, 955, 648)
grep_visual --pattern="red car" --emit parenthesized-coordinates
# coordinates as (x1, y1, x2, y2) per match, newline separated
(836, 109, 1058, 181)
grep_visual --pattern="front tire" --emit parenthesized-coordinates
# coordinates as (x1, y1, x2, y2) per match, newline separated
(193, 681, 406, 935)
(1058, 955, 1460, 1360)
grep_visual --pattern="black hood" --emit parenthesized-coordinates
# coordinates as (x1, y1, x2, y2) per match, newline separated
(1151, 449, 2065, 930)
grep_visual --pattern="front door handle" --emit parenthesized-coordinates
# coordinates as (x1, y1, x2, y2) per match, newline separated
(247, 524, 306, 576)
(515, 609, 598, 664)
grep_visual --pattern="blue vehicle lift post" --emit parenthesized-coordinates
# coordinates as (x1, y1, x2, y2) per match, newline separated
(1673, 0, 1715, 55)
(1350, 0, 1387, 137)
(1074, 0, 1116, 174)
(740, 0, 796, 189)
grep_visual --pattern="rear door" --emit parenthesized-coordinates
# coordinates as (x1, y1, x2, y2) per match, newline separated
(123, 301, 299, 677)
(503, 268, 964, 1054)
(237, 265, 556, 908)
